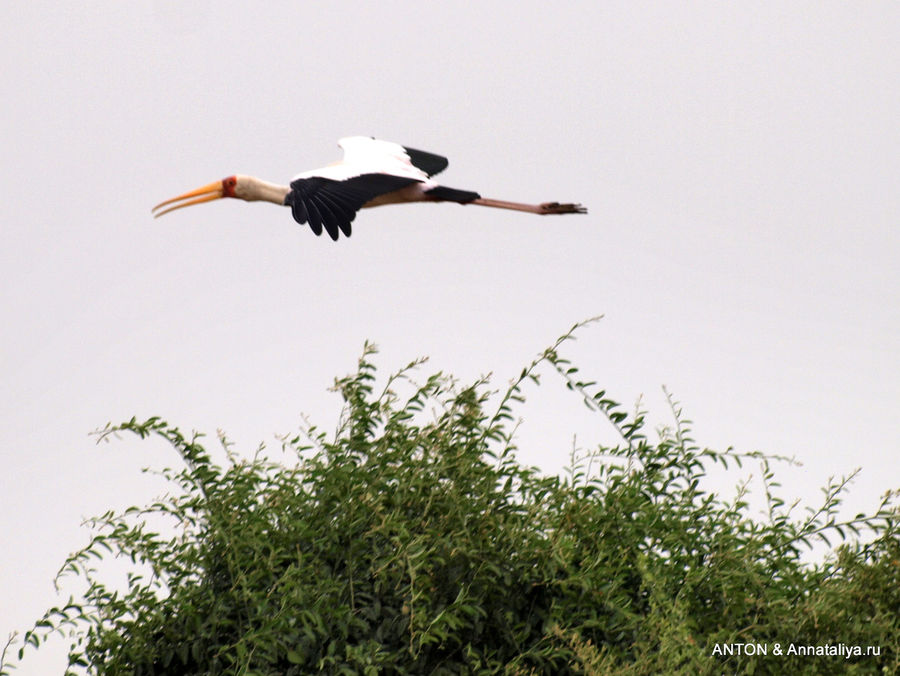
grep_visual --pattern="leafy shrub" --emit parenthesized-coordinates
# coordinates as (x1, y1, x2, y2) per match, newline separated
(4, 319, 898, 675)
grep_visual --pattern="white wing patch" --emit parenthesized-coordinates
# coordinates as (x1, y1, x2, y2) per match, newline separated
(337, 136, 431, 181)
(292, 137, 448, 185)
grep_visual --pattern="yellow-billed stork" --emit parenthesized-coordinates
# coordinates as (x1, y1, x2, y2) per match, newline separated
(152, 136, 586, 240)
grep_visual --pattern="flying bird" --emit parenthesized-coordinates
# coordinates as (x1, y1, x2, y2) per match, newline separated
(152, 137, 586, 240)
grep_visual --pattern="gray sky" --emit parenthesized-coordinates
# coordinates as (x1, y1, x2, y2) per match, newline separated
(2, 2, 898, 672)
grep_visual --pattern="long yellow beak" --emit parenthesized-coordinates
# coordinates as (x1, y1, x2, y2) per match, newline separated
(152, 180, 224, 218)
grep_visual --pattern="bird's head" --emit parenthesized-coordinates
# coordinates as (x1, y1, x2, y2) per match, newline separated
(152, 175, 242, 218)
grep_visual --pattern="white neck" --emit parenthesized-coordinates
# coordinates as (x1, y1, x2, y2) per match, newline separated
(237, 175, 291, 205)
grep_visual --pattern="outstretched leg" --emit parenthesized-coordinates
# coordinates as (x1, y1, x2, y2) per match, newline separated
(425, 186, 587, 215)
(470, 197, 587, 215)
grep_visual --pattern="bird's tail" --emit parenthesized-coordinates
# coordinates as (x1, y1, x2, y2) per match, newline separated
(424, 186, 481, 203)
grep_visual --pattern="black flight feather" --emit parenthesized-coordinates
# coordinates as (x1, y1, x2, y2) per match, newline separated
(305, 199, 324, 237)
(285, 173, 419, 240)
(402, 146, 449, 177)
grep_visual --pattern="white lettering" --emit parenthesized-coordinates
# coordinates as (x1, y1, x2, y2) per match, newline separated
(716, 641, 881, 660)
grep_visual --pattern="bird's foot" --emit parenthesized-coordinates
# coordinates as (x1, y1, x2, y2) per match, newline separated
(538, 202, 588, 215)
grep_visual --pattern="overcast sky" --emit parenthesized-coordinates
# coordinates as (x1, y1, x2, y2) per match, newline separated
(2, 2, 898, 672)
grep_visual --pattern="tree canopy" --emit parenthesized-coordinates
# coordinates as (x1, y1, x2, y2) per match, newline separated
(4, 320, 899, 675)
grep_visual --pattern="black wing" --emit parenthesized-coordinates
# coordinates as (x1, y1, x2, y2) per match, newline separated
(284, 174, 419, 240)
(401, 145, 449, 177)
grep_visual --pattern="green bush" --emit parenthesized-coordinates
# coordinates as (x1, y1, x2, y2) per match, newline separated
(4, 319, 898, 675)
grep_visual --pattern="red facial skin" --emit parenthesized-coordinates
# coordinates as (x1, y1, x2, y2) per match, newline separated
(222, 176, 237, 198)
